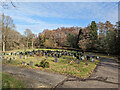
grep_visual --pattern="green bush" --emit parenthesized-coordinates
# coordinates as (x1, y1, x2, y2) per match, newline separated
(40, 59, 50, 68)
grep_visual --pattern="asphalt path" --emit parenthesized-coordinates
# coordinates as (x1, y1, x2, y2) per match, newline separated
(2, 56, 119, 89)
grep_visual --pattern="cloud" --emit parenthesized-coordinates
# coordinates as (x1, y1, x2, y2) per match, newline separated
(2, 2, 118, 34)
(16, 23, 73, 34)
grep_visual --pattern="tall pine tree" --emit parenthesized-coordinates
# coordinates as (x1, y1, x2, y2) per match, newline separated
(89, 21, 98, 50)
(76, 29, 83, 48)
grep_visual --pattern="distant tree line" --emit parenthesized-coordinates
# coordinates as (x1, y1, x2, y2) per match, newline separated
(0, 14, 120, 55)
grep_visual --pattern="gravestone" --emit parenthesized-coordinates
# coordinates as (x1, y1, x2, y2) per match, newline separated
(97, 56, 99, 59)
(87, 56, 90, 60)
(20, 55, 22, 59)
(9, 58, 12, 63)
(13, 57, 16, 60)
(6, 57, 9, 60)
(9, 53, 11, 55)
(29, 61, 34, 67)
(81, 56, 84, 60)
(57, 54, 60, 58)
(54, 57, 58, 62)
(22, 61, 26, 65)
(77, 60, 80, 64)
(24, 55, 27, 59)
(91, 58, 94, 62)
(76, 56, 79, 59)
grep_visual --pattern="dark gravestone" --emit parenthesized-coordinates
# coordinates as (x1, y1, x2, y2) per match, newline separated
(55, 53, 57, 57)
(35, 63, 39, 67)
(9, 58, 12, 63)
(74, 53, 76, 57)
(57, 54, 60, 58)
(29, 61, 33, 67)
(51, 53, 54, 57)
(25, 52, 27, 55)
(13, 57, 16, 60)
(65, 52, 67, 56)
(76, 56, 79, 59)
(42, 53, 44, 56)
(87, 56, 90, 60)
(55, 57, 58, 62)
(11, 52, 13, 55)
(48, 54, 50, 57)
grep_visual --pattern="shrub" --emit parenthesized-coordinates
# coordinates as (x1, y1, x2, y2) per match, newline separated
(40, 59, 50, 68)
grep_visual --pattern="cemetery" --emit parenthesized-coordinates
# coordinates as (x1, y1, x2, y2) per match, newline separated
(1, 2, 119, 89)
(2, 49, 100, 78)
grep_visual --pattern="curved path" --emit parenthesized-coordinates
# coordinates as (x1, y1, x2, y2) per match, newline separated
(56, 57, 119, 89)
(2, 57, 120, 89)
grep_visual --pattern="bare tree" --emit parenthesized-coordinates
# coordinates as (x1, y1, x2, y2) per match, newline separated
(1, 14, 14, 51)
(0, 0, 16, 9)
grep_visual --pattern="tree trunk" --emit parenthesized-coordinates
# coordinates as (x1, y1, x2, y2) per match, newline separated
(2, 41, 5, 51)
(32, 39, 34, 49)
(27, 41, 28, 49)
(2, 33, 6, 51)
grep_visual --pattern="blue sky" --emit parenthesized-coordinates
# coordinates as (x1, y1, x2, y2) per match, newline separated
(2, 2, 118, 34)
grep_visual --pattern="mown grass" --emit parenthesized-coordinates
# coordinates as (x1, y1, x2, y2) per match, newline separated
(2, 73, 25, 88)
(2, 49, 100, 78)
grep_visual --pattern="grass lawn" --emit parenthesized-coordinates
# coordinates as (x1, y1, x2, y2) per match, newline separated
(2, 49, 100, 78)
(2, 73, 25, 88)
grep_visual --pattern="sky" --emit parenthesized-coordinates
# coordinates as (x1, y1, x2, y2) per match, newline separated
(2, 2, 118, 35)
